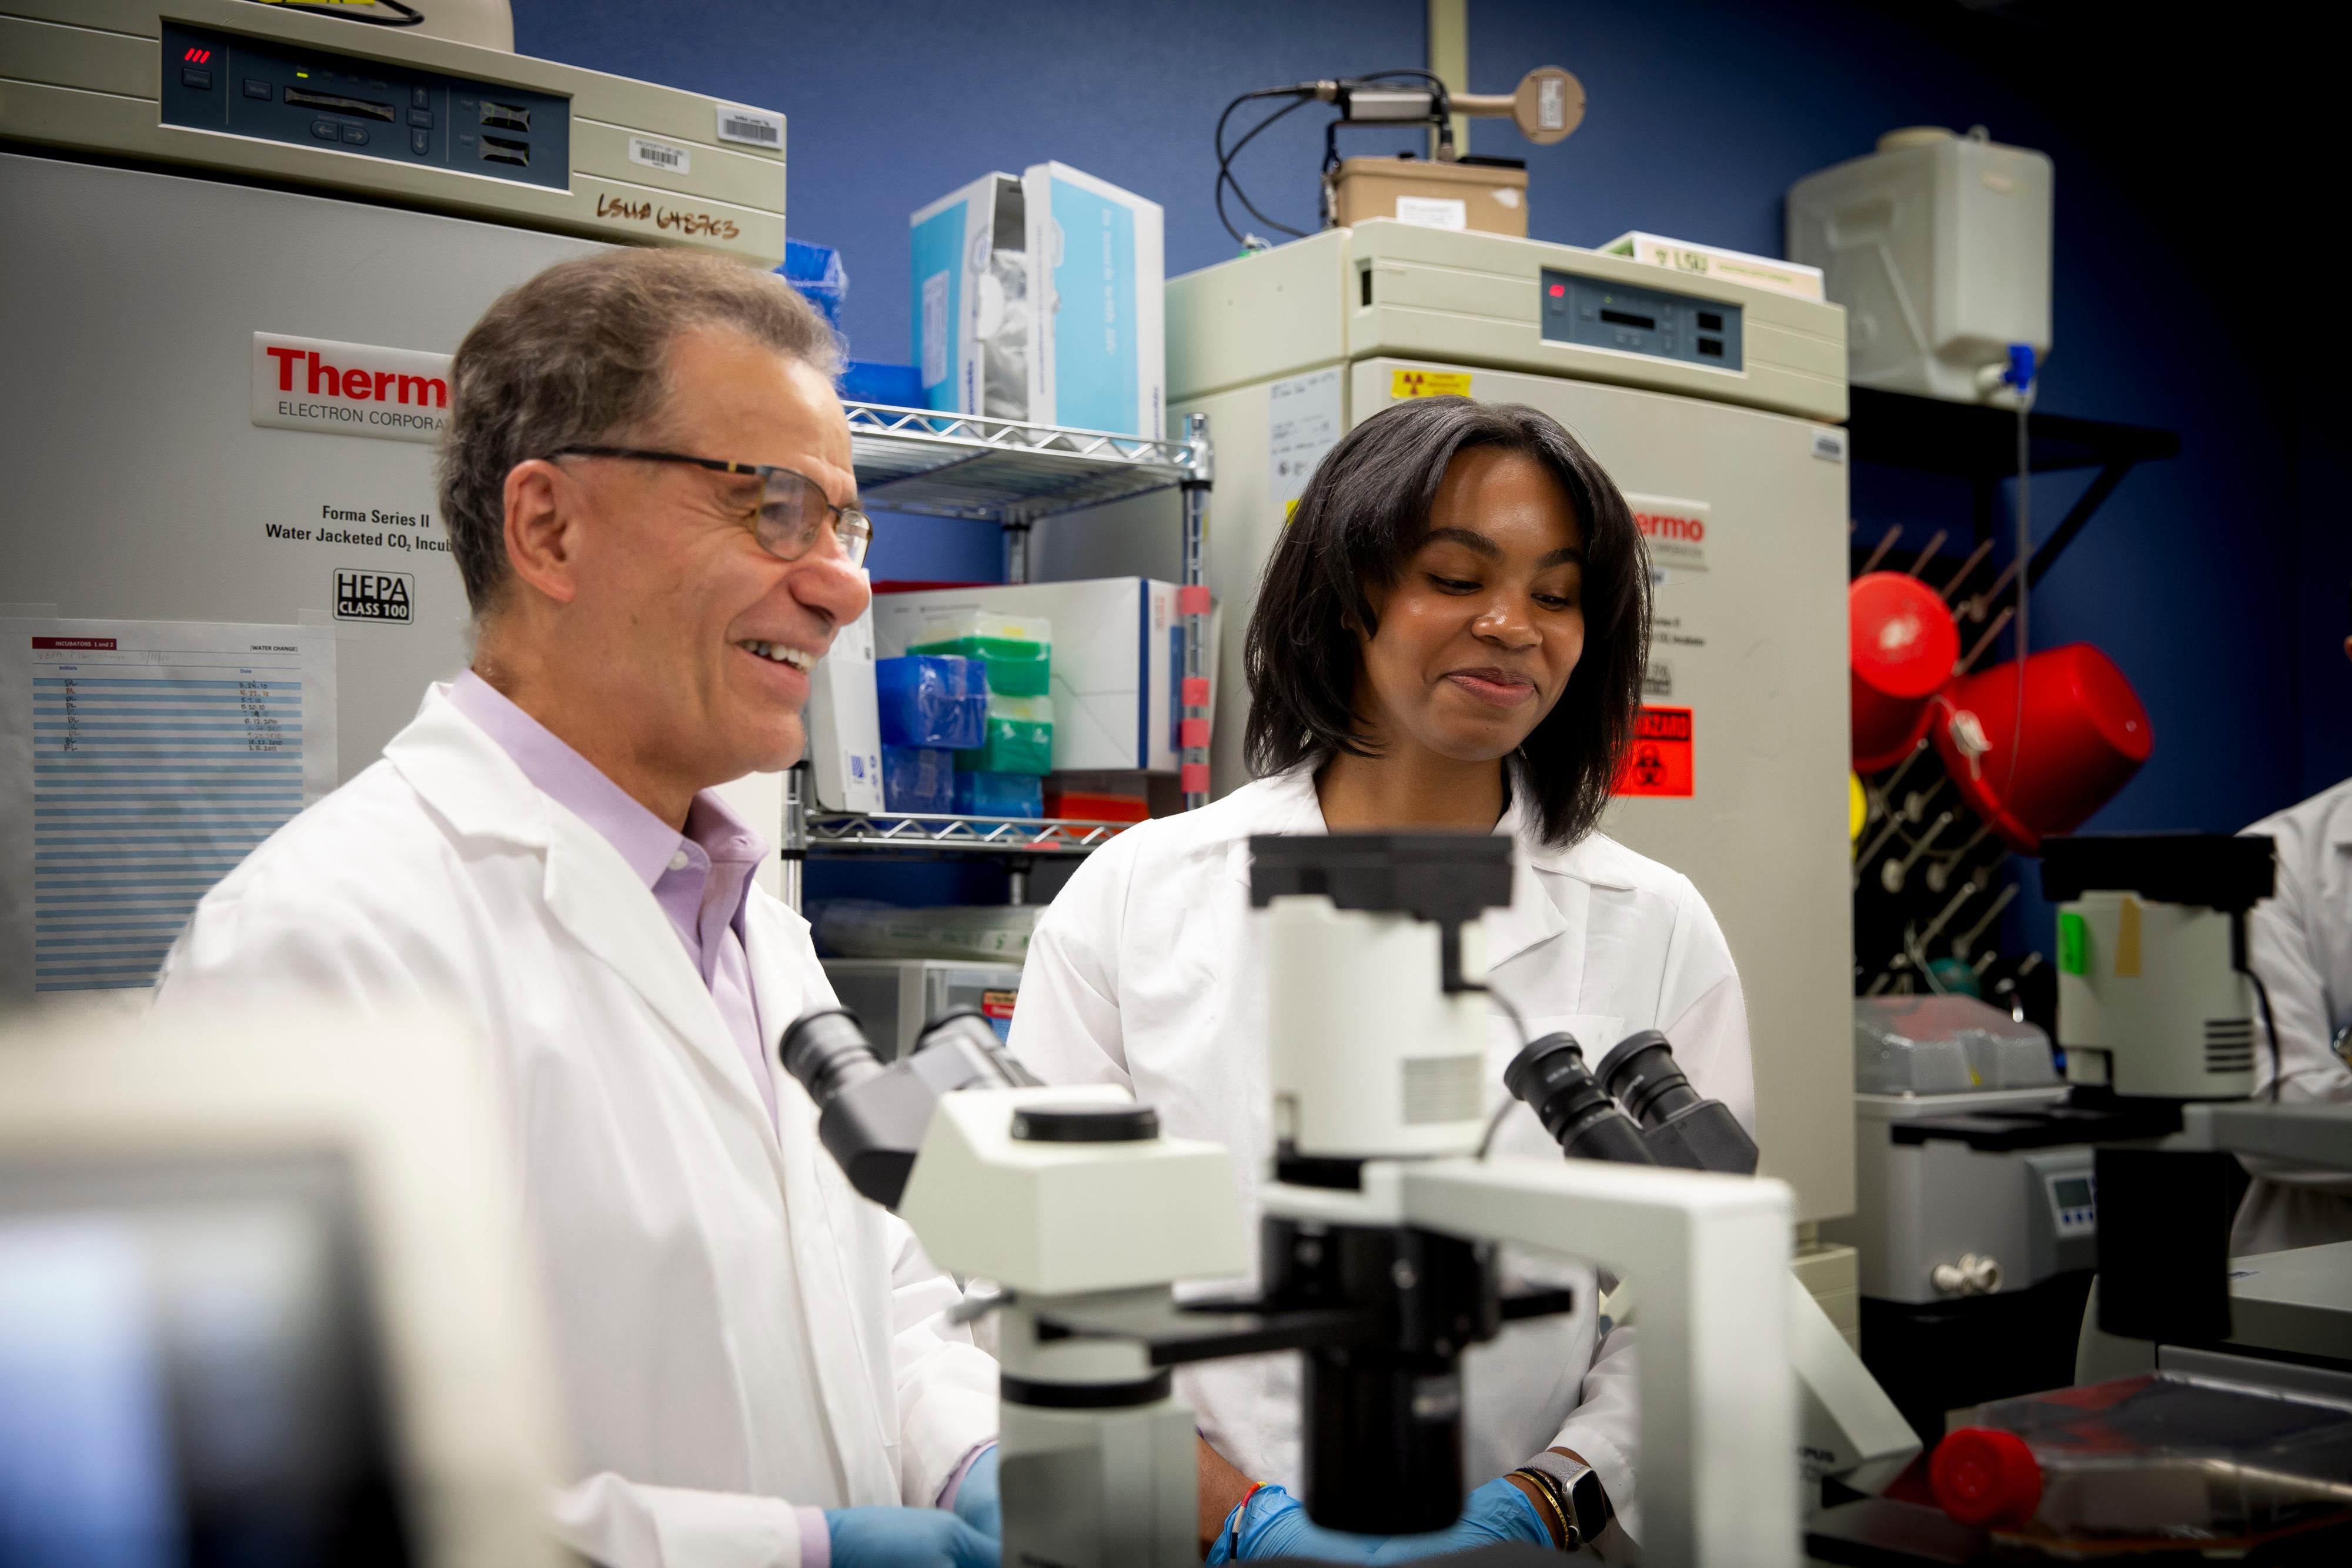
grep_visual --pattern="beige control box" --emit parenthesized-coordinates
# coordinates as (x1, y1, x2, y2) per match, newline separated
(1170, 219, 1846, 422)
(1, 0, 787, 264)
(1325, 153, 1529, 237)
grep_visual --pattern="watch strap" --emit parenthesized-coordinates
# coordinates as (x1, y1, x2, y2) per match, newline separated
(1519, 1450, 1609, 1542)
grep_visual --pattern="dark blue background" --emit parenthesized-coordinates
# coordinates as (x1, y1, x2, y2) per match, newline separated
(511, 0, 2345, 935)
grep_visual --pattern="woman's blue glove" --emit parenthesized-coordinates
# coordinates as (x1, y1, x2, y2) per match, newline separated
(1208, 1477, 1548, 1563)
(947, 1443, 1001, 1540)
(823, 1506, 1000, 1568)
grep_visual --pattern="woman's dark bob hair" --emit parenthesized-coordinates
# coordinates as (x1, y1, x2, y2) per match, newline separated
(1243, 394, 1650, 848)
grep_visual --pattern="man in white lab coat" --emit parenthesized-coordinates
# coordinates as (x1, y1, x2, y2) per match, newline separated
(156, 250, 1000, 1568)
(2232, 609, 2352, 1255)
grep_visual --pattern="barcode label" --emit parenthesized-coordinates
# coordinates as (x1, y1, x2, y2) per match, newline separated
(627, 136, 691, 175)
(715, 104, 783, 149)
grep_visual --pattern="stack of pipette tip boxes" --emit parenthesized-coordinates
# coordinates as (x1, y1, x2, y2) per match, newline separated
(876, 613, 1053, 821)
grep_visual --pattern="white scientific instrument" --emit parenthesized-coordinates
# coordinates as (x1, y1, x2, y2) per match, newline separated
(0, 3, 790, 1002)
(784, 833, 1920, 1566)
(2043, 834, 2274, 1101)
(1786, 127, 2053, 405)
(0, 1005, 567, 1568)
(1040, 218, 1855, 1222)
(3, 0, 787, 262)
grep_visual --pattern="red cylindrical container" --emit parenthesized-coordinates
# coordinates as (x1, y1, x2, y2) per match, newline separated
(1931, 1427, 2043, 1528)
(1932, 643, 2153, 853)
(1849, 572, 1961, 773)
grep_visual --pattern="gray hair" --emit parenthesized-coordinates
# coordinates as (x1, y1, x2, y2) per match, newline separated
(436, 247, 843, 614)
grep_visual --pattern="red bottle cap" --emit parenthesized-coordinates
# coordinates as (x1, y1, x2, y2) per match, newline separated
(1930, 1427, 2042, 1528)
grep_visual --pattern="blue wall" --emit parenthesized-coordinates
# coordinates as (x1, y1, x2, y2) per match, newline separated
(510, 0, 2338, 932)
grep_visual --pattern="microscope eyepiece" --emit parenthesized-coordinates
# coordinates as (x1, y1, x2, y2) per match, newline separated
(779, 1008, 888, 1108)
(910, 1008, 1043, 1089)
(1502, 1032, 1657, 1165)
(1593, 1029, 1760, 1175)
(779, 1005, 1044, 1211)
(1593, 1029, 1698, 1125)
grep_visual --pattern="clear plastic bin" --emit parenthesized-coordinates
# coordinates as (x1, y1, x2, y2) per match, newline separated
(810, 900, 1041, 964)
(1855, 994, 2058, 1095)
(1933, 1372, 2352, 1552)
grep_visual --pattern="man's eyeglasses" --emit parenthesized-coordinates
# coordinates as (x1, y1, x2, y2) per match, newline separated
(553, 446, 873, 569)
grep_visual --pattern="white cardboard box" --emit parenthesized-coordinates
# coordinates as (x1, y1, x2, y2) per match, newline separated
(1600, 231, 1825, 301)
(803, 594, 883, 811)
(873, 579, 1193, 773)
(911, 163, 1165, 437)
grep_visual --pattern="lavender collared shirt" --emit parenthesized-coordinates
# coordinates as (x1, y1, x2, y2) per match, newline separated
(446, 671, 780, 1129)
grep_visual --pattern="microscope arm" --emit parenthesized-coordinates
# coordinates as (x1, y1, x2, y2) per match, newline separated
(1399, 1155, 1800, 1568)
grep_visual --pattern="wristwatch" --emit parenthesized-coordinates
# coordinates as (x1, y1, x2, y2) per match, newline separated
(1518, 1449, 1609, 1547)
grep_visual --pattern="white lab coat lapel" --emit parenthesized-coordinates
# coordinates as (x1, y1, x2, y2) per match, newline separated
(746, 898, 899, 1505)
(1219, 766, 1329, 897)
(1482, 791, 1575, 981)
(537, 815, 784, 1132)
(392, 691, 779, 1138)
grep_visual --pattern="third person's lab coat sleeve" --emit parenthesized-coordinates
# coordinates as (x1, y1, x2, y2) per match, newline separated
(2239, 848, 2352, 1190)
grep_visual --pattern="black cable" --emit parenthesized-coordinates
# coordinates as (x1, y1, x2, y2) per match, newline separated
(1472, 984, 1529, 1159)
(1213, 70, 1458, 248)
(2248, 965, 2284, 1104)
(1214, 91, 1315, 245)
(2233, 909, 2284, 1102)
(1222, 99, 1313, 234)
(242, 0, 426, 25)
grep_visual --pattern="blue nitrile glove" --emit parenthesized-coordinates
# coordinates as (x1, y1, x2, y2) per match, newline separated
(948, 1443, 1001, 1540)
(823, 1506, 1000, 1568)
(1208, 1477, 1548, 1563)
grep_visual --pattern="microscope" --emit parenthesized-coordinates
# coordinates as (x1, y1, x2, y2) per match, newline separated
(782, 833, 1805, 1567)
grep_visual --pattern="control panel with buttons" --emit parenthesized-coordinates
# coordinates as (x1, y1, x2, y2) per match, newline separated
(1539, 269, 1745, 373)
(2046, 1172, 2096, 1235)
(158, 19, 569, 192)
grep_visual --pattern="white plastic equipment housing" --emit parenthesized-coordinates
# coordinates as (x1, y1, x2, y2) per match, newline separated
(2056, 895, 2257, 1100)
(1263, 896, 1489, 1160)
(1786, 127, 2053, 404)
(897, 1085, 1248, 1295)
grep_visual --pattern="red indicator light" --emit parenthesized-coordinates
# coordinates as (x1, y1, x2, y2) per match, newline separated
(183, 47, 212, 63)
(1548, 283, 1566, 298)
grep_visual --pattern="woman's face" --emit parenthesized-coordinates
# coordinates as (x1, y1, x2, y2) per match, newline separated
(1355, 446, 1586, 763)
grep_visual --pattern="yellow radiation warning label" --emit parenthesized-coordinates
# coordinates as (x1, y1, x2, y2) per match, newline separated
(1391, 368, 1473, 399)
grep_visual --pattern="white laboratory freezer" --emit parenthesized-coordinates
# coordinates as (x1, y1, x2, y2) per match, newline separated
(0, 151, 606, 999)
(1037, 222, 1856, 1220)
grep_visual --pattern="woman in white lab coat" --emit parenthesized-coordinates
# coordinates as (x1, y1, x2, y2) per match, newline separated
(1010, 395, 1755, 1557)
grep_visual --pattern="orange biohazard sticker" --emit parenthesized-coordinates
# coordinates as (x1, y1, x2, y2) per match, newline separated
(1613, 706, 1694, 797)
